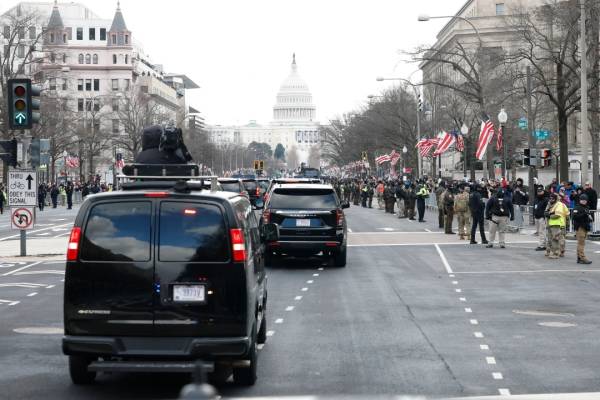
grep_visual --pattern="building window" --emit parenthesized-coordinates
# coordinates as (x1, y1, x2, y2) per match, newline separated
(66, 27, 72, 40)
(62, 79, 68, 90)
(125, 34, 129, 44)
(93, 101, 100, 112)
(50, 52, 55, 63)
(28, 26, 36, 39)
(125, 54, 128, 64)
(92, 54, 98, 64)
(496, 3, 505, 15)
(112, 54, 117, 64)
(17, 45, 24, 58)
(112, 119, 119, 133)
(76, 27, 83, 40)
(93, 79, 99, 91)
(89, 28, 95, 40)
(100, 28, 106, 41)
(93, 120, 100, 132)
(62, 53, 66, 63)
(78, 53, 84, 64)
(63, 34, 67, 43)
(49, 78, 56, 91)
(141, 85, 148, 93)
(112, 79, 119, 91)
(85, 53, 91, 64)
(50, 33, 54, 43)
(111, 34, 116, 44)
(124, 79, 130, 90)
(85, 79, 92, 91)
(3, 26, 9, 38)
(18, 27, 24, 39)
(78, 98, 84, 111)
(112, 98, 119, 112)
(77, 79, 83, 91)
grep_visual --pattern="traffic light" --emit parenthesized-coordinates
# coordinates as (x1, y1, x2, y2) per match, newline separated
(523, 148, 532, 166)
(253, 160, 260, 170)
(417, 93, 423, 112)
(259, 160, 264, 170)
(29, 138, 40, 168)
(0, 138, 18, 167)
(7, 78, 41, 130)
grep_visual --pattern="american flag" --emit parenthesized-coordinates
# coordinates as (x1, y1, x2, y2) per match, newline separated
(115, 153, 125, 169)
(476, 118, 495, 160)
(65, 156, 79, 168)
(496, 125, 503, 151)
(389, 150, 401, 166)
(432, 131, 455, 157)
(416, 138, 438, 157)
(452, 130, 465, 152)
(375, 154, 391, 165)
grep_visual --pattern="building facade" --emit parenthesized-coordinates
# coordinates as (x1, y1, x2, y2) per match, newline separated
(207, 55, 321, 167)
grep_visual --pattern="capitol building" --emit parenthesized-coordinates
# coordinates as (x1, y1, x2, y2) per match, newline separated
(207, 54, 321, 166)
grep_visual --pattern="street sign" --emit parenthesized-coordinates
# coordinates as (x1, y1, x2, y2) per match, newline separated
(518, 117, 528, 130)
(534, 129, 551, 140)
(8, 169, 37, 206)
(11, 207, 34, 230)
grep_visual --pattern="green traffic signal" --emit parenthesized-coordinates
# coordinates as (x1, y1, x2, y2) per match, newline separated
(7, 78, 41, 129)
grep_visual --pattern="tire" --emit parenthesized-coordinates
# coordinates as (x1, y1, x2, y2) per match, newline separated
(69, 355, 96, 385)
(333, 245, 347, 268)
(233, 324, 257, 386)
(257, 314, 267, 344)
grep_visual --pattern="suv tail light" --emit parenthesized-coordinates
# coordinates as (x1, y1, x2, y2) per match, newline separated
(67, 227, 82, 261)
(336, 209, 344, 227)
(262, 210, 271, 225)
(230, 228, 246, 262)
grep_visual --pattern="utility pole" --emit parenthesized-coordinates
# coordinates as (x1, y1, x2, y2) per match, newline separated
(527, 66, 536, 224)
(580, 0, 589, 185)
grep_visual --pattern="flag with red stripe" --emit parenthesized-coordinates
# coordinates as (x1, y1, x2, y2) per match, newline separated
(416, 138, 438, 157)
(475, 118, 495, 160)
(432, 131, 455, 157)
(496, 125, 503, 151)
(375, 154, 391, 165)
(390, 150, 401, 166)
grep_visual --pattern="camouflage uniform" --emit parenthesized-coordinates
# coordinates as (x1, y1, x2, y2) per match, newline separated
(454, 189, 471, 240)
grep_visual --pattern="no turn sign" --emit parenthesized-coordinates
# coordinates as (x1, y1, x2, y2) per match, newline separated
(11, 207, 34, 230)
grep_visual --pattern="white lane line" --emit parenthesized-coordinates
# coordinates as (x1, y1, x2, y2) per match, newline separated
(493, 372, 504, 380)
(266, 330, 275, 337)
(452, 281, 458, 285)
(313, 273, 319, 277)
(307, 280, 313, 284)
(470, 319, 479, 325)
(27, 292, 37, 297)
(474, 332, 484, 338)
(459, 297, 466, 302)
(454, 269, 600, 274)
(348, 241, 538, 247)
(257, 344, 265, 350)
(285, 306, 294, 311)
(60, 279, 65, 282)
(434, 244, 453, 274)
(14, 270, 65, 276)
(480, 344, 490, 350)
(294, 296, 302, 301)
(53, 232, 72, 238)
(275, 318, 283, 324)
(486, 357, 497, 365)
(0, 283, 48, 288)
(36, 232, 51, 236)
(455, 289, 462, 293)
(424, 228, 432, 232)
(498, 389, 511, 395)
(318, 267, 324, 271)
(0, 222, 72, 242)
(50, 219, 67, 222)
(46, 285, 55, 289)
(0, 299, 18, 304)
(2, 261, 43, 276)
(465, 308, 473, 313)
(449, 274, 455, 278)
(9, 301, 19, 306)
(301, 287, 308, 291)
(348, 228, 353, 233)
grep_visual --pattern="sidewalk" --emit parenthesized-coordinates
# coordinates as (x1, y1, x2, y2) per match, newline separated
(0, 237, 67, 261)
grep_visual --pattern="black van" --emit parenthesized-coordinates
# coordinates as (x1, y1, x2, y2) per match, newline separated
(62, 169, 278, 386)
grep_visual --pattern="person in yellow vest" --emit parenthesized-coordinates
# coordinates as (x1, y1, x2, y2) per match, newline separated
(546, 193, 569, 259)
(454, 185, 471, 240)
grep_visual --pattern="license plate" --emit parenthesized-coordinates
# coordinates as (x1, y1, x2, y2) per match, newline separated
(173, 285, 205, 302)
(296, 219, 311, 227)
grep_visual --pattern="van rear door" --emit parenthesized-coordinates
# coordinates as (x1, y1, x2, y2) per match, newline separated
(64, 201, 154, 336)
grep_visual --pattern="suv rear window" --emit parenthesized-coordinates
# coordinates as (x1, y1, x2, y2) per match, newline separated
(220, 182, 241, 192)
(81, 202, 151, 262)
(269, 189, 337, 209)
(243, 181, 258, 192)
(159, 202, 229, 262)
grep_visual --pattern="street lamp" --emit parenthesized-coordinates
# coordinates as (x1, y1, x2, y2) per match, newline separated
(498, 108, 508, 179)
(402, 145, 408, 175)
(63, 150, 68, 183)
(460, 123, 469, 179)
(417, 14, 483, 45)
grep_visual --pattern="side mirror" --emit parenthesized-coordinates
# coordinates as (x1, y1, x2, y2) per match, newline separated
(260, 223, 279, 242)
(253, 198, 264, 209)
(341, 201, 350, 209)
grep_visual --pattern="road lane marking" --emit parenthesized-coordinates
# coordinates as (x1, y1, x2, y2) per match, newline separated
(0, 283, 48, 288)
(318, 267, 324, 271)
(313, 273, 319, 277)
(0, 299, 19, 304)
(294, 296, 302, 300)
(493, 372, 504, 380)
(2, 261, 43, 276)
(348, 241, 538, 247)
(36, 233, 51, 236)
(470, 319, 479, 325)
(285, 306, 294, 311)
(448, 274, 455, 277)
(465, 308, 472, 313)
(9, 301, 19, 306)
(307, 280, 313, 284)
(266, 330, 275, 337)
(435, 244, 453, 274)
(474, 332, 484, 338)
(27, 292, 37, 297)
(459, 297, 466, 302)
(424, 229, 432, 232)
(347, 228, 353, 233)
(498, 389, 511, 395)
(480, 344, 490, 350)
(486, 357, 497, 364)
(452, 281, 458, 285)
(14, 270, 65, 276)
(454, 269, 600, 274)
(455, 289, 462, 293)
(257, 344, 265, 350)
(275, 318, 283, 324)
(46, 285, 55, 289)
(301, 287, 308, 291)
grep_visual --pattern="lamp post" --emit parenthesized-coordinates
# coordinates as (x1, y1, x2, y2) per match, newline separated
(461, 123, 469, 179)
(63, 150, 68, 183)
(402, 145, 408, 175)
(498, 108, 508, 179)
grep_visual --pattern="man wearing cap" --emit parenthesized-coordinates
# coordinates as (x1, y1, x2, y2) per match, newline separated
(533, 187, 549, 251)
(572, 194, 593, 264)
(485, 188, 514, 248)
(545, 193, 569, 259)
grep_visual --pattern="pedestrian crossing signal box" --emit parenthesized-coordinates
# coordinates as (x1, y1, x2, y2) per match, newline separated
(253, 160, 264, 171)
(523, 148, 551, 167)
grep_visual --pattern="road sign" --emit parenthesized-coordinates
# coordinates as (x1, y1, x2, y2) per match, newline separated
(534, 129, 551, 140)
(11, 207, 34, 230)
(518, 117, 528, 130)
(8, 169, 37, 206)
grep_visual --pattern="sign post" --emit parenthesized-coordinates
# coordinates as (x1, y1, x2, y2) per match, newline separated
(8, 169, 37, 257)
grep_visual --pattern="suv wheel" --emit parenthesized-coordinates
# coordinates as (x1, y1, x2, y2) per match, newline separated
(257, 314, 267, 344)
(333, 245, 347, 268)
(69, 355, 97, 385)
(233, 324, 257, 386)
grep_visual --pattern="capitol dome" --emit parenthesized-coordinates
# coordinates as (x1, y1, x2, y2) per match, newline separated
(273, 54, 316, 122)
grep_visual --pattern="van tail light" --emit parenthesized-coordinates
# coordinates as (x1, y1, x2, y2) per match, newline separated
(262, 210, 271, 225)
(230, 228, 246, 262)
(336, 210, 344, 227)
(144, 192, 169, 198)
(67, 227, 82, 261)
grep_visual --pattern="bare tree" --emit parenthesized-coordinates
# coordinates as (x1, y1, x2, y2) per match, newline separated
(74, 94, 111, 178)
(307, 145, 320, 168)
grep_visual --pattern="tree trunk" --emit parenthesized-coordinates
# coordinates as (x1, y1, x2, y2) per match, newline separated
(558, 108, 570, 181)
(590, 0, 600, 190)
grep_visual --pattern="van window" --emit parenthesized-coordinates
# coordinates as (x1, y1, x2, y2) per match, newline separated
(81, 202, 151, 261)
(159, 202, 229, 262)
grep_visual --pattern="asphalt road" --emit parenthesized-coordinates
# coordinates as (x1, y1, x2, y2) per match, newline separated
(1, 203, 600, 399)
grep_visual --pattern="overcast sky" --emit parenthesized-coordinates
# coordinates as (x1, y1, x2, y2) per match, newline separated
(5, 0, 465, 125)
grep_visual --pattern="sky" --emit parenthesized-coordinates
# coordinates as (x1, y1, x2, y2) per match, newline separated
(4, 0, 466, 126)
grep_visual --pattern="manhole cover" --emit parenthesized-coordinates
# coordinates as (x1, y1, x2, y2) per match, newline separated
(513, 309, 574, 318)
(13, 327, 63, 335)
(538, 322, 577, 328)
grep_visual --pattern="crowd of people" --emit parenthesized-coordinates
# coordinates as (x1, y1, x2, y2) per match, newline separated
(332, 176, 598, 265)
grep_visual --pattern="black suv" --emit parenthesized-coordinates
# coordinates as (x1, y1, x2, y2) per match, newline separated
(261, 183, 348, 267)
(62, 165, 278, 386)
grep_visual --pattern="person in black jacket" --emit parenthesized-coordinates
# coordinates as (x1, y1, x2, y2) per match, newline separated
(572, 194, 593, 264)
(485, 188, 514, 248)
(533, 187, 549, 251)
(469, 184, 488, 244)
(584, 182, 597, 211)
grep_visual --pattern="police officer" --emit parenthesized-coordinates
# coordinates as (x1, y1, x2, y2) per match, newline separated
(435, 181, 446, 228)
(404, 181, 417, 220)
(469, 184, 487, 244)
(546, 192, 569, 259)
(454, 185, 471, 240)
(572, 193, 593, 264)
(416, 180, 429, 222)
(443, 184, 455, 234)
